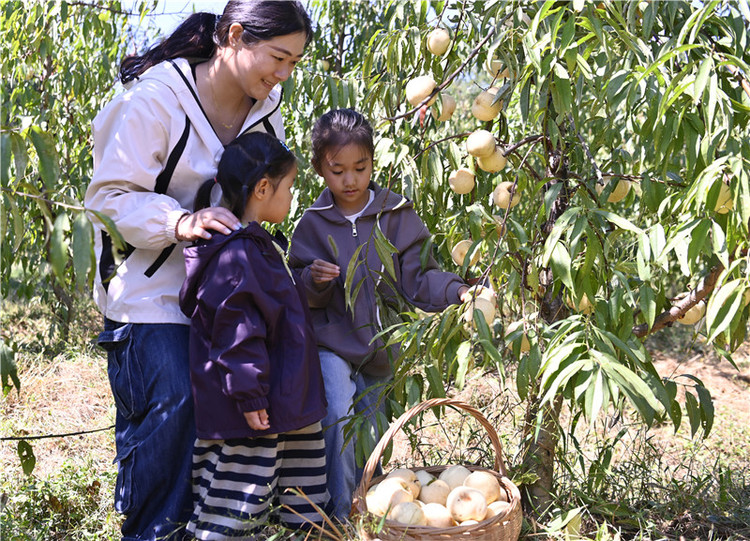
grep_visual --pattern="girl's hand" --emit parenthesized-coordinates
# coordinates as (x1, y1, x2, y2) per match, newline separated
(310, 259, 340, 284)
(175, 207, 241, 242)
(244, 409, 270, 430)
(460, 285, 495, 303)
(458, 285, 471, 302)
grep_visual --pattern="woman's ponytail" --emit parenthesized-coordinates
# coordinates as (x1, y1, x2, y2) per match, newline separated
(119, 12, 217, 84)
(193, 177, 218, 214)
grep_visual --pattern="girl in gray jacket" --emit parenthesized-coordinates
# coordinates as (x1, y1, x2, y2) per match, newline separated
(289, 109, 472, 519)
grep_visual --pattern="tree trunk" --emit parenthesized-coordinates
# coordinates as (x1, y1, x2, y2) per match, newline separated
(519, 135, 571, 518)
(520, 394, 563, 517)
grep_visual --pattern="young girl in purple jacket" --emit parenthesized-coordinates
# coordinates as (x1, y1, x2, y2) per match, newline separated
(179, 131, 328, 538)
(289, 109, 474, 519)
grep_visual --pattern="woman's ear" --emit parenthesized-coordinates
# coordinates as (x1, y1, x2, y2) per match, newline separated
(253, 178, 271, 199)
(227, 22, 244, 48)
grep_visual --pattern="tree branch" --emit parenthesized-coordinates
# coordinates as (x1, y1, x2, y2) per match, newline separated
(503, 134, 545, 157)
(632, 264, 723, 338)
(1, 187, 85, 212)
(569, 113, 603, 181)
(413, 132, 472, 160)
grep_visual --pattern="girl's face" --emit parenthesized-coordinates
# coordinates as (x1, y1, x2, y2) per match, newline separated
(318, 143, 373, 215)
(258, 164, 297, 224)
(231, 31, 306, 100)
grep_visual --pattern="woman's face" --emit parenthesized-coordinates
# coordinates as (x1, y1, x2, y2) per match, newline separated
(231, 31, 307, 100)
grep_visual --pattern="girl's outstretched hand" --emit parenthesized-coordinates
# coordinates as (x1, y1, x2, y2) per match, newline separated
(458, 285, 471, 302)
(175, 207, 241, 241)
(310, 259, 340, 284)
(244, 409, 270, 431)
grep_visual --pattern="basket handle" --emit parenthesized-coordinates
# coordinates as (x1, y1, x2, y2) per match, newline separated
(353, 397, 508, 511)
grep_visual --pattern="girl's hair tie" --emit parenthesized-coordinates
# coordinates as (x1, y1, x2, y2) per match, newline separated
(213, 177, 219, 184)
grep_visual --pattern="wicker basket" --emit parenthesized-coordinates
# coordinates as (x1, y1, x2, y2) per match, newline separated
(351, 397, 523, 541)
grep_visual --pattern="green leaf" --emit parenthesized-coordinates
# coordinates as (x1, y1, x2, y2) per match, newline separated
(1, 341, 20, 395)
(705, 279, 744, 344)
(373, 225, 398, 282)
(4, 193, 25, 253)
(694, 57, 713, 102)
(424, 361, 446, 398)
(686, 218, 711, 272)
(602, 359, 663, 426)
(0, 133, 10, 184)
(583, 368, 606, 425)
(18, 441, 36, 476)
(592, 210, 643, 234)
(27, 126, 60, 190)
(50, 212, 71, 283)
(10, 132, 29, 182)
(711, 219, 728, 270)
(553, 71, 572, 112)
(455, 341, 472, 390)
(639, 284, 657, 331)
(636, 232, 651, 281)
(542, 206, 580, 266)
(550, 242, 574, 290)
(72, 211, 94, 290)
(685, 391, 701, 436)
(327, 235, 339, 259)
(695, 385, 714, 435)
(87, 209, 127, 255)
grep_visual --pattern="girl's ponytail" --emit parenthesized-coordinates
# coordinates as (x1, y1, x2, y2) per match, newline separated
(119, 12, 217, 84)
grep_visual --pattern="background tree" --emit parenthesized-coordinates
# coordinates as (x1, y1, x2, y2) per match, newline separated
(1, 1, 132, 394)
(285, 0, 750, 517)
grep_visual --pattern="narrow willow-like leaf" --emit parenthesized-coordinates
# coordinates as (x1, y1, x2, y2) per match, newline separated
(50, 212, 71, 283)
(1, 341, 20, 395)
(72, 211, 94, 290)
(18, 440, 36, 476)
(27, 126, 60, 190)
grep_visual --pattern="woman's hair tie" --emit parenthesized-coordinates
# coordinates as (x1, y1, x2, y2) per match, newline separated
(214, 176, 219, 184)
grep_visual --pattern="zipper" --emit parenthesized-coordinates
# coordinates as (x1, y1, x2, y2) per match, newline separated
(351, 221, 358, 237)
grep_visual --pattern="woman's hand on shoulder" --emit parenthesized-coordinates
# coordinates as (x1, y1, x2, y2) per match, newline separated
(175, 207, 241, 241)
(244, 409, 270, 431)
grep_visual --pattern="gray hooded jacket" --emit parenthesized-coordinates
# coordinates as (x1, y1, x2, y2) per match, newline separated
(289, 183, 465, 376)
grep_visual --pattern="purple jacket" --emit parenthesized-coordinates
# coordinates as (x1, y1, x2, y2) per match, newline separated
(289, 183, 466, 376)
(180, 222, 326, 439)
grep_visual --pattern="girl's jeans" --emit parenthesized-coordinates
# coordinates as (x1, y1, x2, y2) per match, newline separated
(318, 349, 389, 520)
(98, 320, 195, 541)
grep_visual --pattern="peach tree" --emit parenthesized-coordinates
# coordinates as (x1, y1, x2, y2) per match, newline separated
(286, 0, 750, 515)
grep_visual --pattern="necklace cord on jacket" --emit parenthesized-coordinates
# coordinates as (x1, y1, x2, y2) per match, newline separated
(208, 65, 246, 130)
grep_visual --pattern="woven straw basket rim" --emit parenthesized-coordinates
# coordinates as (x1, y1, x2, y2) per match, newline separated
(351, 397, 523, 541)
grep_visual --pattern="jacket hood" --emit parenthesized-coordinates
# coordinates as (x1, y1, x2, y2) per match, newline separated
(303, 182, 412, 223)
(139, 59, 283, 163)
(181, 222, 287, 315)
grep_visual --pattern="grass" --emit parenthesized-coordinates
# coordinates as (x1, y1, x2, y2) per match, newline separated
(0, 461, 119, 540)
(1, 298, 749, 540)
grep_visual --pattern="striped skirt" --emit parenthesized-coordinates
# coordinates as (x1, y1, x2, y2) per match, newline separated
(187, 422, 329, 540)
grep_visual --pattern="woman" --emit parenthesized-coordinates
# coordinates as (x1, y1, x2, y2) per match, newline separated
(84, 2, 312, 539)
